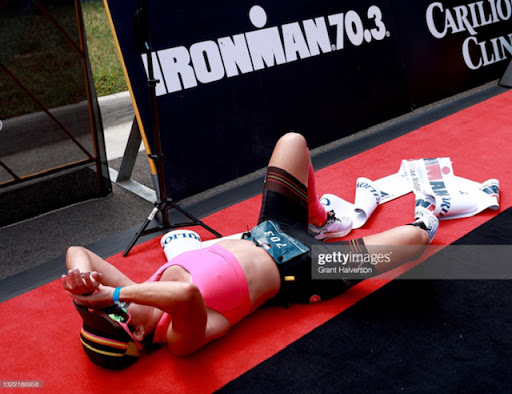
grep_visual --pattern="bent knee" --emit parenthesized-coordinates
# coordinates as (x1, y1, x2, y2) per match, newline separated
(278, 132, 307, 147)
(384, 225, 431, 246)
(407, 225, 431, 245)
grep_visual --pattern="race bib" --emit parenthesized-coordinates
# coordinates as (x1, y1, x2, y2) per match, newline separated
(243, 221, 310, 264)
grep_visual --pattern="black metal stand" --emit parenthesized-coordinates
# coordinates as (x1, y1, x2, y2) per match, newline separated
(124, 0, 221, 256)
(499, 58, 512, 88)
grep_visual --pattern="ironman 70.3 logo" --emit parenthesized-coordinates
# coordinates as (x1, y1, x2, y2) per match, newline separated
(142, 5, 392, 96)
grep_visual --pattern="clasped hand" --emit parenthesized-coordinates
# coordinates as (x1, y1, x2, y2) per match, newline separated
(62, 269, 117, 309)
(61, 268, 102, 295)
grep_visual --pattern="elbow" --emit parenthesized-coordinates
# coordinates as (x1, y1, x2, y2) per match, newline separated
(178, 282, 203, 305)
(65, 246, 86, 269)
(66, 245, 85, 255)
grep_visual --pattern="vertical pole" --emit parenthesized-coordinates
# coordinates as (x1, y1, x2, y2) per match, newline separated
(139, 0, 170, 227)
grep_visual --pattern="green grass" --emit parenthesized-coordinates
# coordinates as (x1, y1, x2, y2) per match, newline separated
(0, 4, 87, 118)
(82, 1, 127, 97)
(0, 2, 126, 119)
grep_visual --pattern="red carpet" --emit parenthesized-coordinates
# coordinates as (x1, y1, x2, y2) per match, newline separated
(1, 90, 511, 393)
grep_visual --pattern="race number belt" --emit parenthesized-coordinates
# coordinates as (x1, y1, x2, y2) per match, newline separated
(242, 221, 309, 264)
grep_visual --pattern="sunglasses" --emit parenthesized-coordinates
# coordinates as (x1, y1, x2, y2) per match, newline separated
(103, 305, 143, 351)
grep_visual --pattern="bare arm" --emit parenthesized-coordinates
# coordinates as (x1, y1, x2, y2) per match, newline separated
(72, 281, 229, 355)
(122, 282, 210, 354)
(62, 246, 136, 296)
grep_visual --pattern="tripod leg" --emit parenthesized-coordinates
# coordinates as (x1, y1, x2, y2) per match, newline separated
(200, 222, 222, 238)
(170, 201, 222, 238)
(123, 205, 160, 256)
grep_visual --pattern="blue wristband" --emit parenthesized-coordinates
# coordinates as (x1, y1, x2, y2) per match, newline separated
(113, 287, 123, 307)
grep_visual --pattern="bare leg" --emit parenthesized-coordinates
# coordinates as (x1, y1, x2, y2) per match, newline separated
(267, 133, 328, 225)
(363, 225, 430, 273)
(267, 132, 433, 273)
(267, 132, 310, 185)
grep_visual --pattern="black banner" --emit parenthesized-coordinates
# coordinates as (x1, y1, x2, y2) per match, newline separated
(391, 0, 512, 106)
(106, 0, 511, 200)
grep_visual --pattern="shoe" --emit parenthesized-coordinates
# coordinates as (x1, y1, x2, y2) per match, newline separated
(308, 210, 353, 240)
(413, 194, 439, 242)
(411, 213, 439, 243)
(414, 193, 436, 216)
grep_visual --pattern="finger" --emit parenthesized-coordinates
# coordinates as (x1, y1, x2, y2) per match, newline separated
(66, 270, 80, 290)
(61, 275, 72, 291)
(73, 283, 104, 298)
(71, 291, 109, 309)
(70, 269, 88, 293)
(67, 269, 81, 289)
(70, 292, 86, 302)
(69, 293, 93, 307)
(81, 271, 94, 288)
(70, 292, 96, 306)
(91, 271, 103, 283)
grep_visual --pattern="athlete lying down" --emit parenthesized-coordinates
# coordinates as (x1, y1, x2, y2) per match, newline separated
(63, 132, 438, 369)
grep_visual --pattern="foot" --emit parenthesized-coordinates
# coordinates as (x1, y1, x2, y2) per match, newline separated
(415, 193, 436, 216)
(413, 194, 439, 242)
(308, 211, 353, 240)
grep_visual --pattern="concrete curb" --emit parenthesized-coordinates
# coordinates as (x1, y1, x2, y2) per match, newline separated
(97, 90, 134, 129)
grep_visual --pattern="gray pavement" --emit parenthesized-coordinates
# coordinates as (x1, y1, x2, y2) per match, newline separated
(0, 91, 151, 282)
